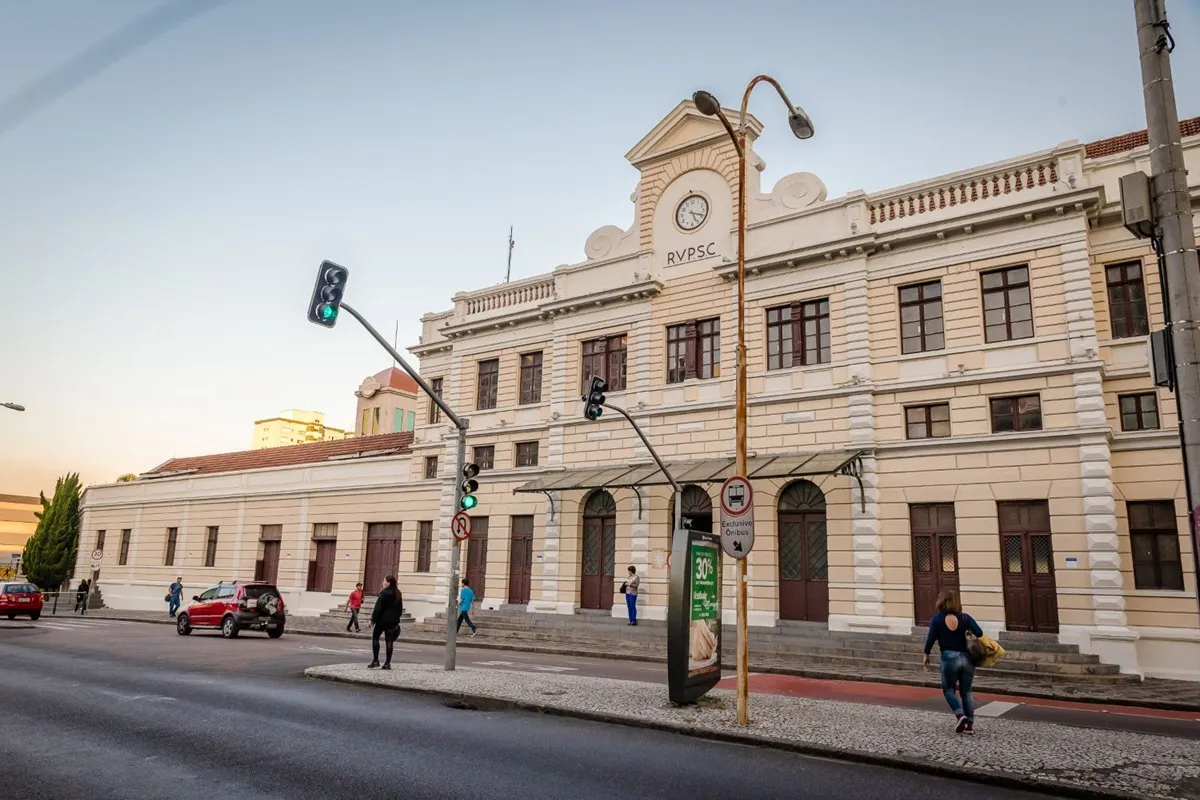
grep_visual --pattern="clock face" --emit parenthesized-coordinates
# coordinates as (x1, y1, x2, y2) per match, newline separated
(675, 194, 709, 231)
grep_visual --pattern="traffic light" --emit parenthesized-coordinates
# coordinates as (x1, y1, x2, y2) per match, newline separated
(307, 260, 349, 328)
(583, 376, 607, 420)
(459, 462, 480, 511)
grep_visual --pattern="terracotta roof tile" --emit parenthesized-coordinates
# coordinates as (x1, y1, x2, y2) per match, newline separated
(372, 367, 420, 394)
(1084, 116, 1200, 159)
(144, 432, 414, 478)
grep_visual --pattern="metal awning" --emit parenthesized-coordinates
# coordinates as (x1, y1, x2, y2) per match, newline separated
(514, 449, 868, 514)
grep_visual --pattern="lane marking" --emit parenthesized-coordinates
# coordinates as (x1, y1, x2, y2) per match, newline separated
(975, 701, 1021, 718)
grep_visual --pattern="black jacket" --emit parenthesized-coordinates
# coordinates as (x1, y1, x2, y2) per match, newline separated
(371, 585, 404, 627)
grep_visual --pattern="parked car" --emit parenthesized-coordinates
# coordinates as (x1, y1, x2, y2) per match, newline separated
(176, 581, 285, 639)
(0, 583, 44, 620)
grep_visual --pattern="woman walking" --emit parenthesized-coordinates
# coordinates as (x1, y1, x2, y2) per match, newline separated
(368, 575, 403, 670)
(922, 590, 983, 734)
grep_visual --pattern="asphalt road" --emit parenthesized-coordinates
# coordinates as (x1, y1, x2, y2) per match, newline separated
(0, 619, 1051, 800)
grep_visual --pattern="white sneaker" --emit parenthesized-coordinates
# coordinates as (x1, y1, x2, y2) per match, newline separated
(471, 630, 478, 637)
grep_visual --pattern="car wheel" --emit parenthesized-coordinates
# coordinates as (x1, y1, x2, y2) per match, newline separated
(257, 592, 281, 616)
(221, 615, 240, 639)
(176, 614, 192, 636)
(267, 624, 285, 639)
(5, 613, 14, 620)
(29, 612, 40, 621)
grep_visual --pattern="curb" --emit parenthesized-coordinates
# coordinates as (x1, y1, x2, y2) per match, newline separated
(88, 614, 1200, 713)
(306, 669, 1148, 800)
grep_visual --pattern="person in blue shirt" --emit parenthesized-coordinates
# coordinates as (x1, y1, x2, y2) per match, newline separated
(923, 589, 984, 734)
(457, 578, 478, 637)
(167, 577, 183, 618)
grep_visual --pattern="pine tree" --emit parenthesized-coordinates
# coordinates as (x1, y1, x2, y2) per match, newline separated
(21, 473, 82, 590)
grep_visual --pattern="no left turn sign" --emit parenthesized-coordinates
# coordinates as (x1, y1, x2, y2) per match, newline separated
(451, 511, 472, 541)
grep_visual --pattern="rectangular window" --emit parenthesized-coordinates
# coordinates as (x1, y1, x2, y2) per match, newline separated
(1119, 392, 1160, 431)
(424, 455, 439, 480)
(990, 394, 1042, 433)
(515, 441, 539, 467)
(429, 377, 443, 424)
(406, 410, 416, 431)
(1128, 501, 1184, 591)
(581, 334, 628, 392)
(1106, 260, 1150, 339)
(899, 280, 945, 354)
(476, 358, 500, 410)
(520, 352, 543, 405)
(766, 299, 830, 370)
(981, 265, 1033, 343)
(96, 530, 106, 552)
(416, 521, 433, 572)
(394, 409, 405, 432)
(372, 407, 380, 434)
(118, 529, 131, 566)
(164, 527, 178, 567)
(905, 403, 951, 439)
(204, 526, 219, 568)
(666, 317, 721, 383)
(473, 445, 495, 471)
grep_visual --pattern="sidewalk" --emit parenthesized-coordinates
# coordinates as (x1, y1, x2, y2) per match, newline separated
(90, 607, 1200, 712)
(307, 663, 1200, 800)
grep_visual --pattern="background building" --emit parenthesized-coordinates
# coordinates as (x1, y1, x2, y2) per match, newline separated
(0, 493, 41, 573)
(252, 410, 348, 449)
(355, 367, 421, 436)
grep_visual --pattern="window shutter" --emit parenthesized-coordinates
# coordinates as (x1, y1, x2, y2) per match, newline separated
(684, 320, 698, 379)
(791, 302, 804, 364)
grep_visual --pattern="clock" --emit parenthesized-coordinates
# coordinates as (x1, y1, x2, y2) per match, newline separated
(675, 194, 709, 231)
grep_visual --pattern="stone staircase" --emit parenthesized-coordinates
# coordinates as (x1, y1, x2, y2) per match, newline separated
(405, 608, 1137, 688)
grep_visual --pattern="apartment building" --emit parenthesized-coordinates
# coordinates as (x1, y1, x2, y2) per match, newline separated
(251, 410, 348, 450)
(76, 101, 1200, 679)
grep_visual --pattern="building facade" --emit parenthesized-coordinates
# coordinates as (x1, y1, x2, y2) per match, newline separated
(77, 103, 1200, 680)
(0, 493, 40, 574)
(252, 410, 348, 449)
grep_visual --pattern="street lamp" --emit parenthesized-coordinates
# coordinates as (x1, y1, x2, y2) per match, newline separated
(2, 403, 25, 412)
(692, 77, 814, 727)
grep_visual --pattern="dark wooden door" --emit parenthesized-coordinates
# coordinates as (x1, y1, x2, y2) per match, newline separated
(998, 501, 1059, 633)
(508, 516, 534, 605)
(910, 504, 960, 625)
(581, 514, 616, 610)
(311, 540, 336, 592)
(260, 541, 281, 586)
(778, 512, 829, 622)
(363, 523, 402, 593)
(465, 517, 490, 600)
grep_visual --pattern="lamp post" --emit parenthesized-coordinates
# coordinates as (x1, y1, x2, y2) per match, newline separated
(693, 78, 813, 727)
(2, 403, 25, 412)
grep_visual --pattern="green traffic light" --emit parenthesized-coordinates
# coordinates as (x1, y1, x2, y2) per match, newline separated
(321, 305, 336, 320)
(460, 495, 478, 510)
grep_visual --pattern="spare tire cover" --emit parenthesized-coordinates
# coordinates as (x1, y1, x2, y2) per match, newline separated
(258, 593, 280, 615)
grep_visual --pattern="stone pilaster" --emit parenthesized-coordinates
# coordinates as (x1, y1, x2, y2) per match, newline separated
(1060, 239, 1101, 359)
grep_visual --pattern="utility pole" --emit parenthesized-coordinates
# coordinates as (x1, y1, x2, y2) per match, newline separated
(1134, 0, 1200, 616)
(505, 225, 515, 283)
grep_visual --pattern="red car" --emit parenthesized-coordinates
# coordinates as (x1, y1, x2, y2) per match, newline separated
(176, 581, 286, 639)
(1, 582, 44, 620)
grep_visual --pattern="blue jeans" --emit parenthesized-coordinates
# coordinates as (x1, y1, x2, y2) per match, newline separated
(625, 592, 637, 623)
(168, 597, 180, 617)
(940, 650, 976, 720)
(456, 611, 476, 633)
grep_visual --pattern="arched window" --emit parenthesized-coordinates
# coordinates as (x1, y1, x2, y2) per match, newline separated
(581, 490, 617, 610)
(778, 479, 827, 513)
(583, 489, 617, 518)
(669, 484, 714, 533)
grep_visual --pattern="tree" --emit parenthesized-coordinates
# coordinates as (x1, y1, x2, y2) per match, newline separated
(116, 474, 137, 482)
(21, 473, 82, 590)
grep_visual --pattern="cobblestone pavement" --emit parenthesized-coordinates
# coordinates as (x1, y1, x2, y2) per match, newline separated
(307, 663, 1200, 800)
(89, 608, 1200, 712)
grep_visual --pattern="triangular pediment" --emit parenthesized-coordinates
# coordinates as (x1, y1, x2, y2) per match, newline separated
(625, 99, 763, 168)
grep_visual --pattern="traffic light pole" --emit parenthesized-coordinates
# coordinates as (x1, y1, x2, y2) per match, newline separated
(338, 303, 471, 670)
(605, 403, 683, 535)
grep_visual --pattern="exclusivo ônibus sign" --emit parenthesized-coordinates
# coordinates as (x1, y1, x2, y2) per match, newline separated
(667, 528, 723, 704)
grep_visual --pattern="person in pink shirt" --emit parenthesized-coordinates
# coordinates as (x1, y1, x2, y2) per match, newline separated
(346, 583, 364, 633)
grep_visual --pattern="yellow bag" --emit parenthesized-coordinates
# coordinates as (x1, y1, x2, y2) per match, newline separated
(979, 635, 1006, 668)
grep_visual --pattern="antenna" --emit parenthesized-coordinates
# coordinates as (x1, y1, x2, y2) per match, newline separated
(505, 225, 515, 283)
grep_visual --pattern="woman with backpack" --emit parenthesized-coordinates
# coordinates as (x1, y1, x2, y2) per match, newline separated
(922, 589, 984, 734)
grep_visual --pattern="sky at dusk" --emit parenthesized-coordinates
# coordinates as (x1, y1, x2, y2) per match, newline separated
(2, 0, 1199, 496)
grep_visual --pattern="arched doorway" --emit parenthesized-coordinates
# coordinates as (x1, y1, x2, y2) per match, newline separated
(777, 480, 829, 622)
(669, 485, 714, 532)
(581, 490, 617, 610)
